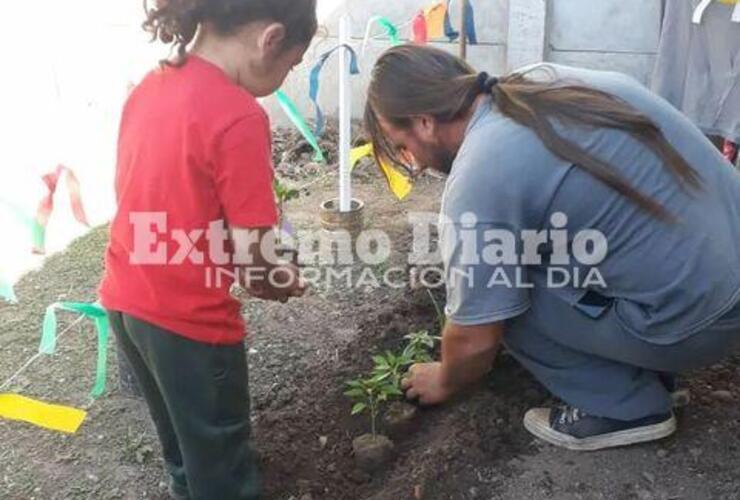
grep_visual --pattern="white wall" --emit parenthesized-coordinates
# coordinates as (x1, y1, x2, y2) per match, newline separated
(262, 0, 664, 125)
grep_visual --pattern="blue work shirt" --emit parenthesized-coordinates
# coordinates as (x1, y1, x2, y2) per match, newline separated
(441, 64, 740, 345)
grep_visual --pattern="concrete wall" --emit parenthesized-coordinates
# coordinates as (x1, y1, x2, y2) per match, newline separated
(546, 0, 662, 84)
(263, 0, 664, 125)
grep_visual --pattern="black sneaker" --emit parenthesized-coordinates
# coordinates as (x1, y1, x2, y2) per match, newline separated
(523, 405, 676, 451)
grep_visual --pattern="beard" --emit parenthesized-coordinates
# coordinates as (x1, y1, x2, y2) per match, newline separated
(420, 141, 457, 176)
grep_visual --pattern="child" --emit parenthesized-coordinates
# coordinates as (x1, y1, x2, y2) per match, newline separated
(100, 1, 317, 498)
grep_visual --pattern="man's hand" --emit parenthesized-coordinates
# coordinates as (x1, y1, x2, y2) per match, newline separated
(402, 322, 504, 406)
(401, 362, 454, 406)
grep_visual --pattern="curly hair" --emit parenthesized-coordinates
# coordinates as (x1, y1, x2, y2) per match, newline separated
(143, 0, 318, 65)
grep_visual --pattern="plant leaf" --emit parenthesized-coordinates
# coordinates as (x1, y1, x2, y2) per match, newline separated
(344, 388, 365, 398)
(385, 385, 404, 396)
(372, 355, 389, 367)
(370, 372, 391, 383)
(351, 403, 368, 415)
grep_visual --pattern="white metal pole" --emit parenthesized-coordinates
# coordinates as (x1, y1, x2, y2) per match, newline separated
(338, 14, 352, 213)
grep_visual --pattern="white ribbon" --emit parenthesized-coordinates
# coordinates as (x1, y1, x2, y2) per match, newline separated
(692, 0, 714, 24)
(361, 16, 383, 58)
(693, 0, 740, 24)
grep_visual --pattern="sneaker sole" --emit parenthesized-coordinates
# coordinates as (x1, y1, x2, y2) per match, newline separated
(523, 408, 677, 452)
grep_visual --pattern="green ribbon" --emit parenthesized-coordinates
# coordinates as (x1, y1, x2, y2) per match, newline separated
(40, 302, 110, 398)
(0, 198, 46, 254)
(376, 17, 401, 45)
(0, 275, 17, 304)
(361, 16, 402, 56)
(275, 89, 326, 163)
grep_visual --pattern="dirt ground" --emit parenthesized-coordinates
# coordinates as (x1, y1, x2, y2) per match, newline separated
(1, 127, 739, 500)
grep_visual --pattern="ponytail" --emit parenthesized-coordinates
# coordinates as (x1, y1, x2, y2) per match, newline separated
(365, 45, 702, 221)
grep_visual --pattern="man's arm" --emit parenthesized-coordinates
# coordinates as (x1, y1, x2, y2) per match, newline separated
(402, 321, 503, 405)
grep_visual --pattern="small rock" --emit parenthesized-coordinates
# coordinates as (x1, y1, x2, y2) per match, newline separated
(347, 468, 371, 484)
(642, 472, 656, 485)
(377, 311, 394, 324)
(710, 390, 734, 403)
(296, 479, 312, 493)
(469, 486, 480, 498)
(382, 402, 418, 439)
(318, 435, 328, 449)
(656, 449, 668, 459)
(635, 486, 654, 500)
(671, 389, 691, 407)
(326, 463, 336, 473)
(352, 434, 395, 472)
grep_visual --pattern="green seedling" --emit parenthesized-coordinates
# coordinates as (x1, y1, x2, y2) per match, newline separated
(346, 330, 441, 438)
(345, 374, 403, 439)
(273, 178, 300, 241)
(372, 350, 413, 388)
(403, 330, 441, 364)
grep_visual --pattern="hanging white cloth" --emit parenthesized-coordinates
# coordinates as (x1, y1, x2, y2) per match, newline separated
(694, 0, 740, 23)
(692, 0, 714, 23)
(653, 0, 740, 142)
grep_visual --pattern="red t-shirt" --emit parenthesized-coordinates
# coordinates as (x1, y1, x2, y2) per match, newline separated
(100, 55, 278, 344)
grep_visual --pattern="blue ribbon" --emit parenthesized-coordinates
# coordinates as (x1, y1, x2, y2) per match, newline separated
(445, 0, 477, 44)
(309, 44, 360, 137)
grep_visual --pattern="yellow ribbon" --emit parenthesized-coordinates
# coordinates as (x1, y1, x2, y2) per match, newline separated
(0, 393, 87, 434)
(350, 143, 413, 200)
(425, 2, 448, 38)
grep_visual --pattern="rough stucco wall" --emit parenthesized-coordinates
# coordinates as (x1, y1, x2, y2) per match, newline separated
(263, 0, 663, 126)
(546, 0, 662, 84)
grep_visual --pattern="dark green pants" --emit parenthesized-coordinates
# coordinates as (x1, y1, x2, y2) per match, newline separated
(109, 311, 260, 500)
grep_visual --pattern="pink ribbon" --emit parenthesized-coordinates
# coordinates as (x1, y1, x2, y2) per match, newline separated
(33, 165, 90, 255)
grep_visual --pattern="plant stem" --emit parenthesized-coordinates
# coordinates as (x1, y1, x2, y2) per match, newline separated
(426, 288, 446, 333)
(370, 402, 377, 439)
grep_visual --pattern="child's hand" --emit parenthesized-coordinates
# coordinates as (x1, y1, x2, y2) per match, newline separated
(273, 263, 307, 302)
(245, 263, 306, 303)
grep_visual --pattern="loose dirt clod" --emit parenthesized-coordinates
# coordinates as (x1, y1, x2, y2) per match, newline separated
(382, 401, 418, 439)
(352, 434, 395, 472)
(710, 390, 734, 403)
